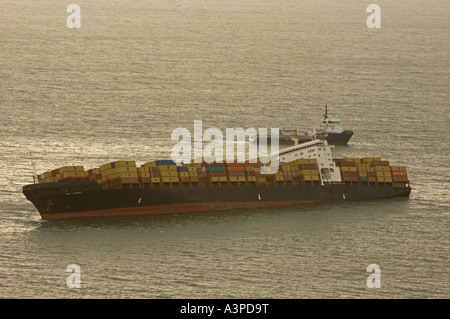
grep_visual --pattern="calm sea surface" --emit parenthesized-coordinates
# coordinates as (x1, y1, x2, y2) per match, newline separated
(0, 0, 449, 298)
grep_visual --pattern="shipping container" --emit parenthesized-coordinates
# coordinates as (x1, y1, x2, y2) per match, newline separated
(376, 176, 393, 183)
(374, 166, 391, 172)
(228, 171, 245, 177)
(161, 177, 179, 183)
(371, 160, 389, 167)
(159, 170, 179, 177)
(375, 171, 391, 177)
(392, 176, 409, 182)
(155, 160, 176, 166)
(339, 167, 357, 172)
(177, 166, 188, 172)
(210, 176, 228, 182)
(157, 165, 178, 171)
(341, 171, 358, 177)
(111, 161, 136, 168)
(178, 172, 189, 178)
(338, 161, 357, 167)
(359, 176, 369, 182)
(342, 176, 359, 182)
(205, 166, 226, 172)
(391, 171, 408, 177)
(151, 177, 161, 183)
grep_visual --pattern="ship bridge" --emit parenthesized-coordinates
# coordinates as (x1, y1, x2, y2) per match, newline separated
(276, 140, 342, 184)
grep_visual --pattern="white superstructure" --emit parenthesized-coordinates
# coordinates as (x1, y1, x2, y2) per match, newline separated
(276, 139, 342, 185)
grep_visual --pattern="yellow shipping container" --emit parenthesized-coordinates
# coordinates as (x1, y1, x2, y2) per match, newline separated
(357, 171, 368, 177)
(151, 177, 161, 183)
(111, 167, 138, 174)
(302, 175, 320, 181)
(293, 158, 317, 165)
(298, 169, 319, 175)
(188, 171, 198, 177)
(61, 171, 88, 178)
(247, 176, 257, 182)
(275, 171, 284, 177)
(275, 176, 284, 181)
(111, 172, 139, 179)
(210, 176, 227, 182)
(100, 163, 112, 171)
(139, 172, 151, 178)
(377, 176, 393, 183)
(112, 161, 136, 168)
(343, 158, 361, 164)
(161, 177, 179, 183)
(142, 161, 156, 168)
(59, 166, 85, 174)
(368, 177, 377, 182)
(159, 170, 179, 177)
(178, 172, 189, 178)
(340, 167, 357, 172)
(366, 167, 375, 172)
(362, 157, 381, 163)
(188, 166, 198, 172)
(375, 171, 391, 177)
(374, 166, 390, 172)
(258, 177, 267, 183)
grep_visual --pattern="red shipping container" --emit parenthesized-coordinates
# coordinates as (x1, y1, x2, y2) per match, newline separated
(391, 171, 408, 177)
(342, 176, 359, 182)
(339, 161, 357, 167)
(228, 171, 245, 176)
(371, 160, 389, 167)
(225, 163, 245, 167)
(180, 177, 190, 183)
(208, 171, 227, 177)
(227, 166, 244, 172)
(367, 172, 376, 177)
(341, 171, 358, 177)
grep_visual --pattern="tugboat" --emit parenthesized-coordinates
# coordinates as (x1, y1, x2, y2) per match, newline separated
(252, 105, 353, 146)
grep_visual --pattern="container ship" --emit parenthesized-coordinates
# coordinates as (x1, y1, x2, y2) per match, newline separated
(22, 140, 410, 220)
(252, 105, 354, 145)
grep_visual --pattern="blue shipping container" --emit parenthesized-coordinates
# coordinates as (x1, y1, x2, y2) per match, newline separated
(155, 160, 176, 166)
(205, 166, 225, 172)
(177, 167, 188, 172)
(111, 162, 116, 168)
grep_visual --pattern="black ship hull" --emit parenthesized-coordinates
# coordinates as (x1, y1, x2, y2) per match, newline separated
(23, 181, 410, 220)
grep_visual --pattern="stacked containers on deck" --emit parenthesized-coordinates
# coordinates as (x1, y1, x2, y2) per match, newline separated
(177, 166, 190, 183)
(101, 161, 138, 187)
(338, 160, 358, 182)
(289, 159, 320, 183)
(243, 163, 259, 183)
(204, 163, 227, 183)
(362, 157, 381, 183)
(155, 160, 179, 184)
(188, 163, 201, 183)
(38, 166, 87, 183)
(371, 160, 392, 183)
(142, 161, 162, 184)
(226, 163, 246, 183)
(390, 165, 408, 186)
